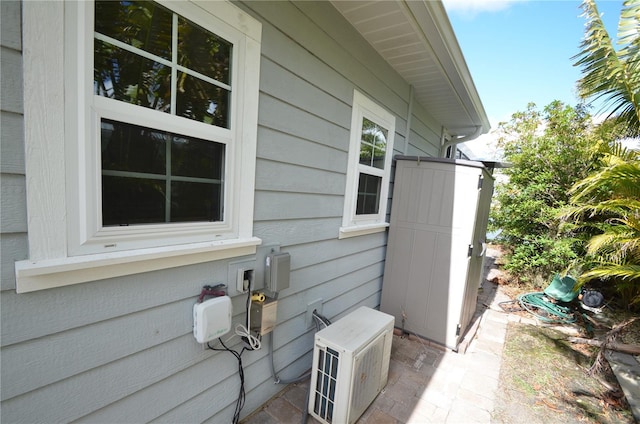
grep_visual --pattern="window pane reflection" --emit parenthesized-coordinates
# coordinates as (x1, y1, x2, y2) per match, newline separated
(94, 0, 233, 129)
(94, 40, 171, 112)
(176, 72, 230, 128)
(359, 118, 388, 169)
(178, 17, 231, 84)
(95, 1, 172, 61)
(356, 173, 381, 215)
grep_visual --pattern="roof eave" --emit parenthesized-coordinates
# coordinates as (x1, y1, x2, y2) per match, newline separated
(330, 0, 490, 140)
(417, 1, 490, 137)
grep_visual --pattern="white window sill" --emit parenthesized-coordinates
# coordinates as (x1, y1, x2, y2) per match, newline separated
(15, 237, 262, 293)
(339, 223, 389, 239)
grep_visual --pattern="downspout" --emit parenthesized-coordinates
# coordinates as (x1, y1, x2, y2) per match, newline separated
(439, 126, 447, 157)
(440, 125, 483, 158)
(403, 85, 415, 154)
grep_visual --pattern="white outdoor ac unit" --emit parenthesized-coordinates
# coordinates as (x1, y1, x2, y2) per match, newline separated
(308, 306, 394, 424)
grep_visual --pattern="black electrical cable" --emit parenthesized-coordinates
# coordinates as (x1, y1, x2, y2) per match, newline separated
(203, 276, 257, 423)
(207, 339, 248, 424)
(245, 283, 251, 314)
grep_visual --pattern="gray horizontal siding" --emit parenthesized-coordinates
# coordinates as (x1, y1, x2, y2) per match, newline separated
(256, 127, 346, 174)
(0, 47, 22, 114)
(0, 174, 26, 233)
(1, 111, 25, 175)
(255, 158, 345, 195)
(0, 233, 26, 291)
(258, 94, 349, 151)
(0, 1, 21, 51)
(2, 298, 197, 400)
(3, 334, 230, 423)
(254, 191, 344, 220)
(70, 343, 271, 423)
(408, 101, 443, 156)
(253, 1, 410, 119)
(1, 0, 447, 422)
(260, 57, 352, 129)
(1, 261, 236, 347)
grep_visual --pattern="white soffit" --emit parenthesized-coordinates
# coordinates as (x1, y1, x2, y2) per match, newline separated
(330, 0, 490, 137)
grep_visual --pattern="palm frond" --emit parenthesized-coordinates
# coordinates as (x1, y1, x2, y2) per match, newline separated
(608, 142, 639, 162)
(563, 199, 640, 221)
(573, 0, 640, 136)
(569, 162, 640, 202)
(617, 1, 640, 109)
(587, 231, 640, 259)
(581, 264, 640, 282)
(573, 0, 625, 98)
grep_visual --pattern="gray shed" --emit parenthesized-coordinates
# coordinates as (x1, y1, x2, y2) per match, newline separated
(381, 156, 495, 350)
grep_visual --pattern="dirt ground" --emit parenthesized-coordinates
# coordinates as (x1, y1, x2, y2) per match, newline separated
(492, 321, 635, 424)
(483, 245, 638, 423)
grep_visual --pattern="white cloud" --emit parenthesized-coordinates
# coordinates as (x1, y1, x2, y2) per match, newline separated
(620, 137, 640, 151)
(460, 131, 504, 161)
(443, 0, 523, 18)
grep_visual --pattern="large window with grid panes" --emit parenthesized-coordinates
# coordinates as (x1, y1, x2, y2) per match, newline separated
(74, 0, 261, 255)
(17, 0, 261, 292)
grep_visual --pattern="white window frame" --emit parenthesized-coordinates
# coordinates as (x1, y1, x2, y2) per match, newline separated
(16, 1, 262, 293)
(339, 90, 396, 239)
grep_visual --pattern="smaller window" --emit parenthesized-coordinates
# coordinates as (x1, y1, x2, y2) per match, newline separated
(340, 90, 395, 239)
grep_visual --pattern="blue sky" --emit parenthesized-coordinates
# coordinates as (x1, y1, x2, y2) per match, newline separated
(442, 0, 626, 157)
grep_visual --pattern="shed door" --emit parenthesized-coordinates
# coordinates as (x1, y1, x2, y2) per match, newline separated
(381, 159, 482, 349)
(458, 170, 494, 340)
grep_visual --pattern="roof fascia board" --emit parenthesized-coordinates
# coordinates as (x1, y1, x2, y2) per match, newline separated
(403, 1, 490, 135)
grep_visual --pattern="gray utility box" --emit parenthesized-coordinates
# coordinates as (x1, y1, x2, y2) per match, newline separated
(380, 157, 494, 350)
(265, 252, 290, 294)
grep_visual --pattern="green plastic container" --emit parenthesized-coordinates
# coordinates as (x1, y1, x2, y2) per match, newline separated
(543, 274, 578, 303)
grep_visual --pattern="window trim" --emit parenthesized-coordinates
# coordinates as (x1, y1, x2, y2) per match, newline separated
(339, 90, 395, 239)
(17, 0, 262, 293)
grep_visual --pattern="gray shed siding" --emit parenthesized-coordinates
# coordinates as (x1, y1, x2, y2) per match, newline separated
(1, 1, 444, 422)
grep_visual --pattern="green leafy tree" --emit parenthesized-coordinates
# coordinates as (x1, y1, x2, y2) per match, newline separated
(572, 0, 640, 137)
(490, 101, 599, 284)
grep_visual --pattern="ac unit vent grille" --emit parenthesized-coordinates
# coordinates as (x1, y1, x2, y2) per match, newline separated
(313, 346, 340, 422)
(351, 332, 385, 418)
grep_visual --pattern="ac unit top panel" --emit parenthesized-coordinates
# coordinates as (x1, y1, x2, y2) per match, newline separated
(315, 306, 394, 353)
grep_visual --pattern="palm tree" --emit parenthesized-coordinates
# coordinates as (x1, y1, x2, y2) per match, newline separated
(572, 0, 640, 137)
(564, 0, 640, 309)
(563, 142, 640, 308)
